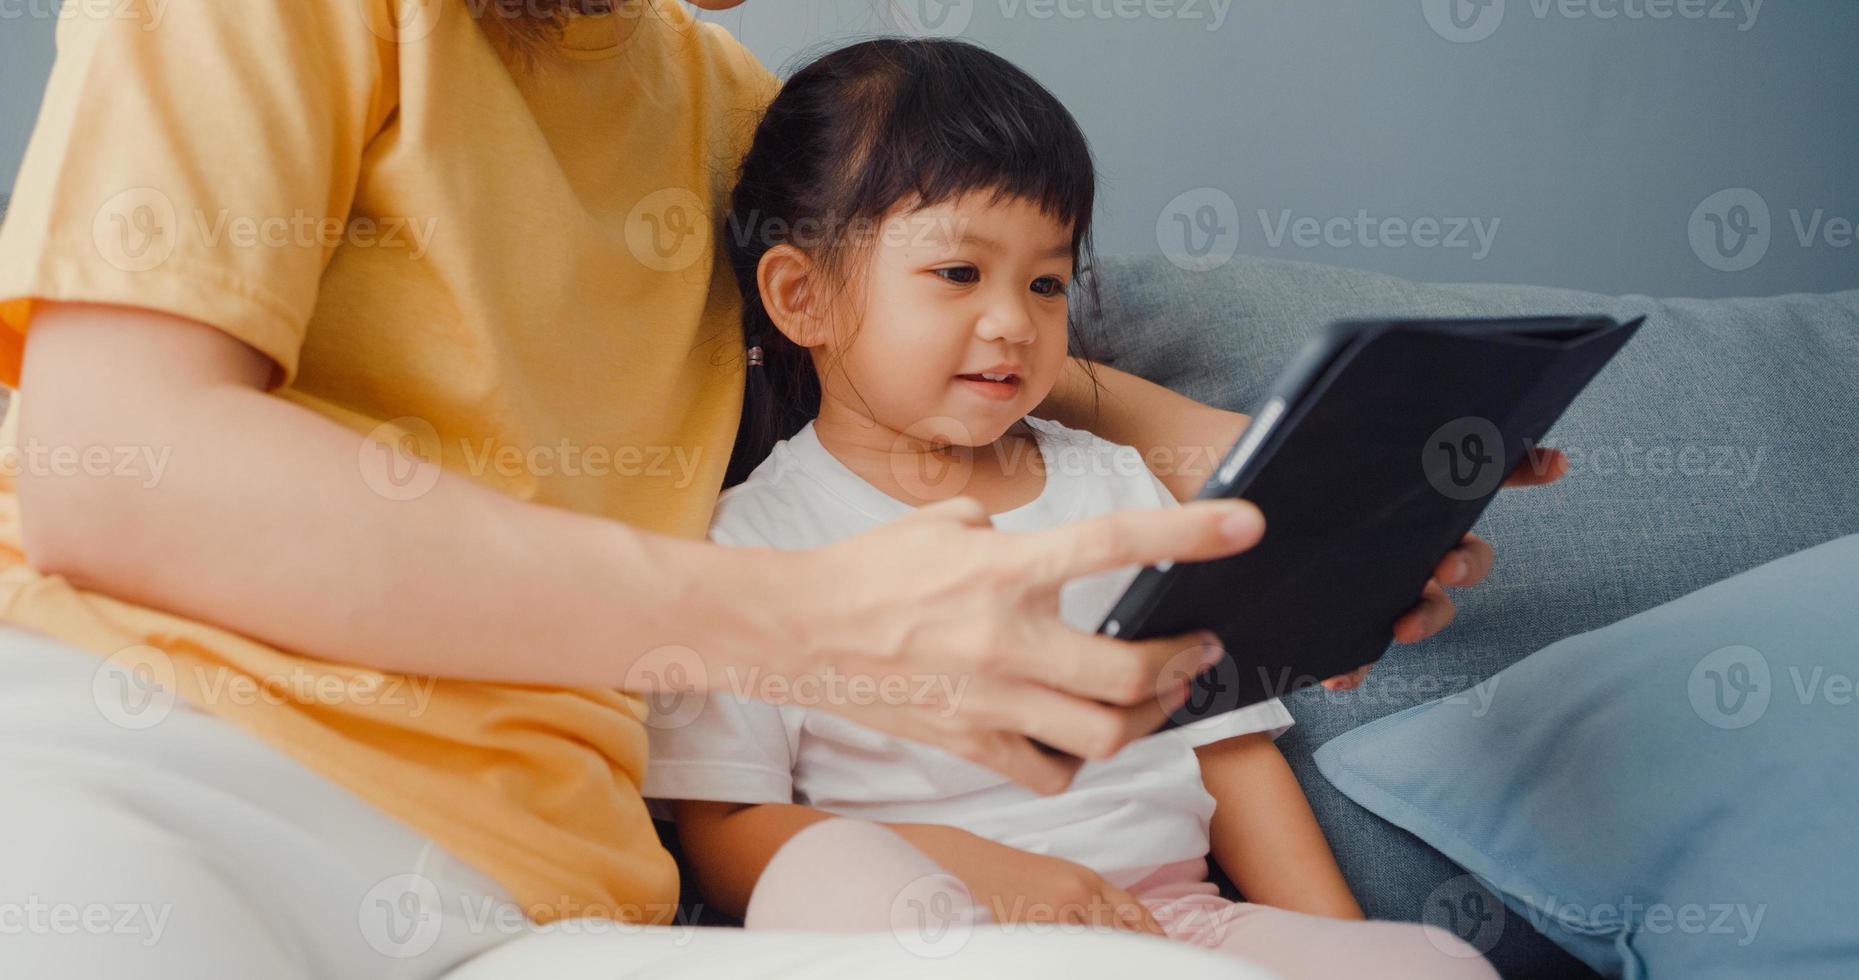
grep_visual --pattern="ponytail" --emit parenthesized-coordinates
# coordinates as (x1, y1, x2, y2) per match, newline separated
(724, 299, 820, 488)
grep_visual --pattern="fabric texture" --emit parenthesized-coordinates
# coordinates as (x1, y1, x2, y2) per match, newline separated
(646, 415, 1292, 889)
(741, 817, 1497, 980)
(1070, 253, 1859, 977)
(0, 0, 776, 921)
(1313, 533, 1859, 979)
(0, 629, 519, 978)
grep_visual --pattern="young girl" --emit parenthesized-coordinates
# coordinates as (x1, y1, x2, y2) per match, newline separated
(646, 39, 1496, 979)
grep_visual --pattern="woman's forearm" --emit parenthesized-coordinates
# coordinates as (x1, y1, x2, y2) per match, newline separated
(1037, 358, 1247, 502)
(1195, 733, 1364, 919)
(15, 302, 782, 688)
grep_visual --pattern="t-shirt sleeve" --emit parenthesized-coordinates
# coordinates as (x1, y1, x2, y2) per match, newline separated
(0, 1, 397, 389)
(1166, 696, 1296, 747)
(642, 512, 800, 807)
(641, 690, 799, 807)
(1143, 465, 1183, 511)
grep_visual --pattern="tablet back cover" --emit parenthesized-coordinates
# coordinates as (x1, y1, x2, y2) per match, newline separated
(1126, 316, 1642, 731)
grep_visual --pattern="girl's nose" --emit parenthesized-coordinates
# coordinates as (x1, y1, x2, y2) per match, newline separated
(975, 294, 1038, 345)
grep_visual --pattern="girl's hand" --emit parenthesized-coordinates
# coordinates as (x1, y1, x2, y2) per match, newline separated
(1322, 447, 1571, 691)
(769, 495, 1266, 795)
(898, 825, 1166, 936)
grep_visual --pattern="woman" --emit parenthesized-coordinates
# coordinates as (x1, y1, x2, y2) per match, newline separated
(0, 2, 1549, 976)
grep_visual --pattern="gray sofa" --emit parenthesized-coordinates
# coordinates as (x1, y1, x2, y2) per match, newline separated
(1069, 254, 1859, 978)
(653, 254, 1857, 978)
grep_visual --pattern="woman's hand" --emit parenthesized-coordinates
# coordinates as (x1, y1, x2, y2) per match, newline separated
(1322, 448, 1572, 691)
(765, 495, 1266, 795)
(894, 824, 1166, 936)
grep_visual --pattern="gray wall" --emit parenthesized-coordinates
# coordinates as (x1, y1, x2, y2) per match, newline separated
(0, 14, 56, 223)
(4, 2, 1855, 298)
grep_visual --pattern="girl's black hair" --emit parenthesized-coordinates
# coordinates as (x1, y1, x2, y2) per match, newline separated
(721, 37, 1102, 489)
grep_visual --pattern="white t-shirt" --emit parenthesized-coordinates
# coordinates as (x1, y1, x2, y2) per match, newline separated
(643, 415, 1293, 888)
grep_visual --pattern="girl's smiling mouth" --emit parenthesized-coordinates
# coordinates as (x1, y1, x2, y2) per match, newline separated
(954, 366, 1022, 400)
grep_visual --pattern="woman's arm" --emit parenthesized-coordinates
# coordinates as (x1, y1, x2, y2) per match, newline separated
(16, 303, 767, 689)
(16, 302, 1265, 790)
(1194, 732, 1364, 919)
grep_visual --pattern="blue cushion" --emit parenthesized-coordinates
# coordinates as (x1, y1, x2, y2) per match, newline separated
(1312, 534, 1859, 979)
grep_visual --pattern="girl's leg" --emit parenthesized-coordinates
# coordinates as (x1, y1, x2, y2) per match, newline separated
(674, 819, 1275, 980)
(0, 629, 516, 980)
(1152, 895, 1499, 980)
(744, 817, 984, 933)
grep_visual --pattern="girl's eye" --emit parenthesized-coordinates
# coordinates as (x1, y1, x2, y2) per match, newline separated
(934, 266, 979, 285)
(1030, 276, 1066, 297)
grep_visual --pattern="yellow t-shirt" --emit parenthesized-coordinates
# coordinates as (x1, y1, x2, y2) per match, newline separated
(0, 0, 774, 922)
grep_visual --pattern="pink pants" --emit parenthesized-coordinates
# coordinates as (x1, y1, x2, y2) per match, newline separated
(745, 819, 1498, 980)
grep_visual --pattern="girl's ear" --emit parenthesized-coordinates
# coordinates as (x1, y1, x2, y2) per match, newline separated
(756, 245, 829, 348)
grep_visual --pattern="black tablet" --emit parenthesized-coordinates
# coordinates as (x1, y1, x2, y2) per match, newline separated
(1100, 314, 1644, 736)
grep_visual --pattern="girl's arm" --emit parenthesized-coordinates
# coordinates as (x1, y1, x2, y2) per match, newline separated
(670, 800, 838, 917)
(1193, 732, 1365, 919)
(1037, 358, 1246, 503)
(672, 799, 1163, 932)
